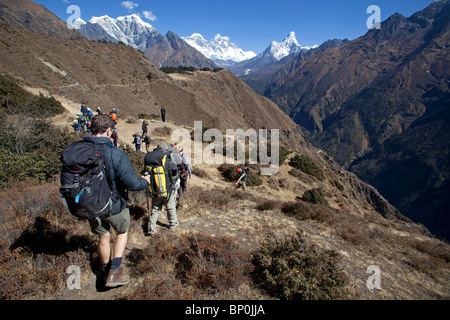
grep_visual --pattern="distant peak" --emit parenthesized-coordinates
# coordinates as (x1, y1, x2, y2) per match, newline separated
(189, 33, 206, 40)
(89, 15, 112, 24)
(89, 14, 154, 29)
(117, 13, 142, 21)
(283, 31, 300, 45)
(214, 34, 230, 42)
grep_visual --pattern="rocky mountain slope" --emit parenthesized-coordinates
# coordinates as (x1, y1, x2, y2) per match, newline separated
(0, 0, 86, 40)
(262, 0, 450, 239)
(240, 38, 350, 94)
(2, 84, 449, 300)
(143, 30, 217, 69)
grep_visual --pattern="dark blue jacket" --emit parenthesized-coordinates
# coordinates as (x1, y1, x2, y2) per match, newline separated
(84, 136, 148, 214)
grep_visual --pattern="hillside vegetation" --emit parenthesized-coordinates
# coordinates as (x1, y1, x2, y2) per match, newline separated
(0, 81, 449, 300)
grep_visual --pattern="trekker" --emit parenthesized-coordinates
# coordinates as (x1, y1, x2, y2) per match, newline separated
(111, 128, 119, 147)
(87, 108, 93, 120)
(142, 120, 149, 137)
(236, 168, 250, 190)
(160, 106, 166, 123)
(85, 120, 92, 135)
(80, 104, 88, 119)
(144, 143, 179, 235)
(72, 120, 82, 136)
(143, 134, 152, 152)
(178, 147, 191, 200)
(78, 115, 86, 133)
(110, 109, 117, 124)
(133, 134, 142, 152)
(96, 107, 103, 115)
(64, 114, 151, 288)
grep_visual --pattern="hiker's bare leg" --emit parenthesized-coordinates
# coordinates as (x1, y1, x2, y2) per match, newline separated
(113, 232, 128, 258)
(99, 232, 111, 265)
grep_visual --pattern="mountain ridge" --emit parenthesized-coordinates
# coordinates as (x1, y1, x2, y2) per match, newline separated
(261, 0, 450, 239)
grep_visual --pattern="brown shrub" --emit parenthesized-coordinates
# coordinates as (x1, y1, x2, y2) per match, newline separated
(0, 218, 94, 300)
(153, 126, 172, 136)
(191, 166, 208, 179)
(124, 232, 254, 299)
(281, 201, 334, 223)
(255, 199, 279, 211)
(182, 187, 249, 215)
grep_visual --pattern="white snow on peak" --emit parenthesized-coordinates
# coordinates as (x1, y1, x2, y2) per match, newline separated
(268, 31, 304, 61)
(85, 14, 158, 51)
(182, 33, 257, 63)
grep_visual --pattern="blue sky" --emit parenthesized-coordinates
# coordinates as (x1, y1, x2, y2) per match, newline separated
(35, 0, 434, 53)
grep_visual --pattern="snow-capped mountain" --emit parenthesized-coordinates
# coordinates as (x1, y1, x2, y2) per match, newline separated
(77, 14, 216, 69)
(229, 31, 317, 77)
(182, 33, 256, 67)
(78, 14, 162, 51)
(266, 31, 317, 61)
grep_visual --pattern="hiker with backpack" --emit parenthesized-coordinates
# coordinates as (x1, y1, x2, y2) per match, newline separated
(78, 115, 86, 133)
(110, 108, 117, 124)
(80, 104, 88, 119)
(236, 168, 250, 190)
(60, 114, 151, 288)
(143, 134, 152, 152)
(144, 142, 180, 235)
(71, 120, 81, 136)
(133, 133, 142, 152)
(111, 128, 119, 147)
(87, 108, 93, 120)
(142, 120, 149, 137)
(177, 146, 191, 200)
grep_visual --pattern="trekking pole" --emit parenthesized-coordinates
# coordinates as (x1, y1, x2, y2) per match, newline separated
(144, 171, 151, 216)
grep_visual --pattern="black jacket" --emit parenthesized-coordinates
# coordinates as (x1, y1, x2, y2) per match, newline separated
(84, 136, 148, 214)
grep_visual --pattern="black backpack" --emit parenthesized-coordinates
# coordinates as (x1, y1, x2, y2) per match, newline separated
(59, 140, 120, 220)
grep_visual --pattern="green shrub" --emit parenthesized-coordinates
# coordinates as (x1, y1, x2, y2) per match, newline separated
(333, 180, 345, 191)
(251, 233, 349, 300)
(0, 149, 47, 188)
(160, 66, 196, 74)
(0, 75, 64, 117)
(289, 154, 325, 181)
(302, 188, 328, 206)
(281, 200, 333, 223)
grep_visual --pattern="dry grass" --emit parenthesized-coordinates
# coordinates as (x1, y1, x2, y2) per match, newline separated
(123, 232, 254, 300)
(0, 179, 96, 300)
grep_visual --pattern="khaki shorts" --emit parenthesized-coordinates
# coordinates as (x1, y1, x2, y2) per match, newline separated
(89, 208, 130, 235)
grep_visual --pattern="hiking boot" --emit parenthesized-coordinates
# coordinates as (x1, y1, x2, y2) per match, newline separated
(105, 266, 130, 288)
(169, 221, 179, 229)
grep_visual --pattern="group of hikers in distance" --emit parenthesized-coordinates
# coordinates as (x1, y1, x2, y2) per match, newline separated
(60, 104, 250, 289)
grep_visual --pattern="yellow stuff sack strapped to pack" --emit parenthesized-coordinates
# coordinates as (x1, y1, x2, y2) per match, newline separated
(146, 155, 168, 198)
